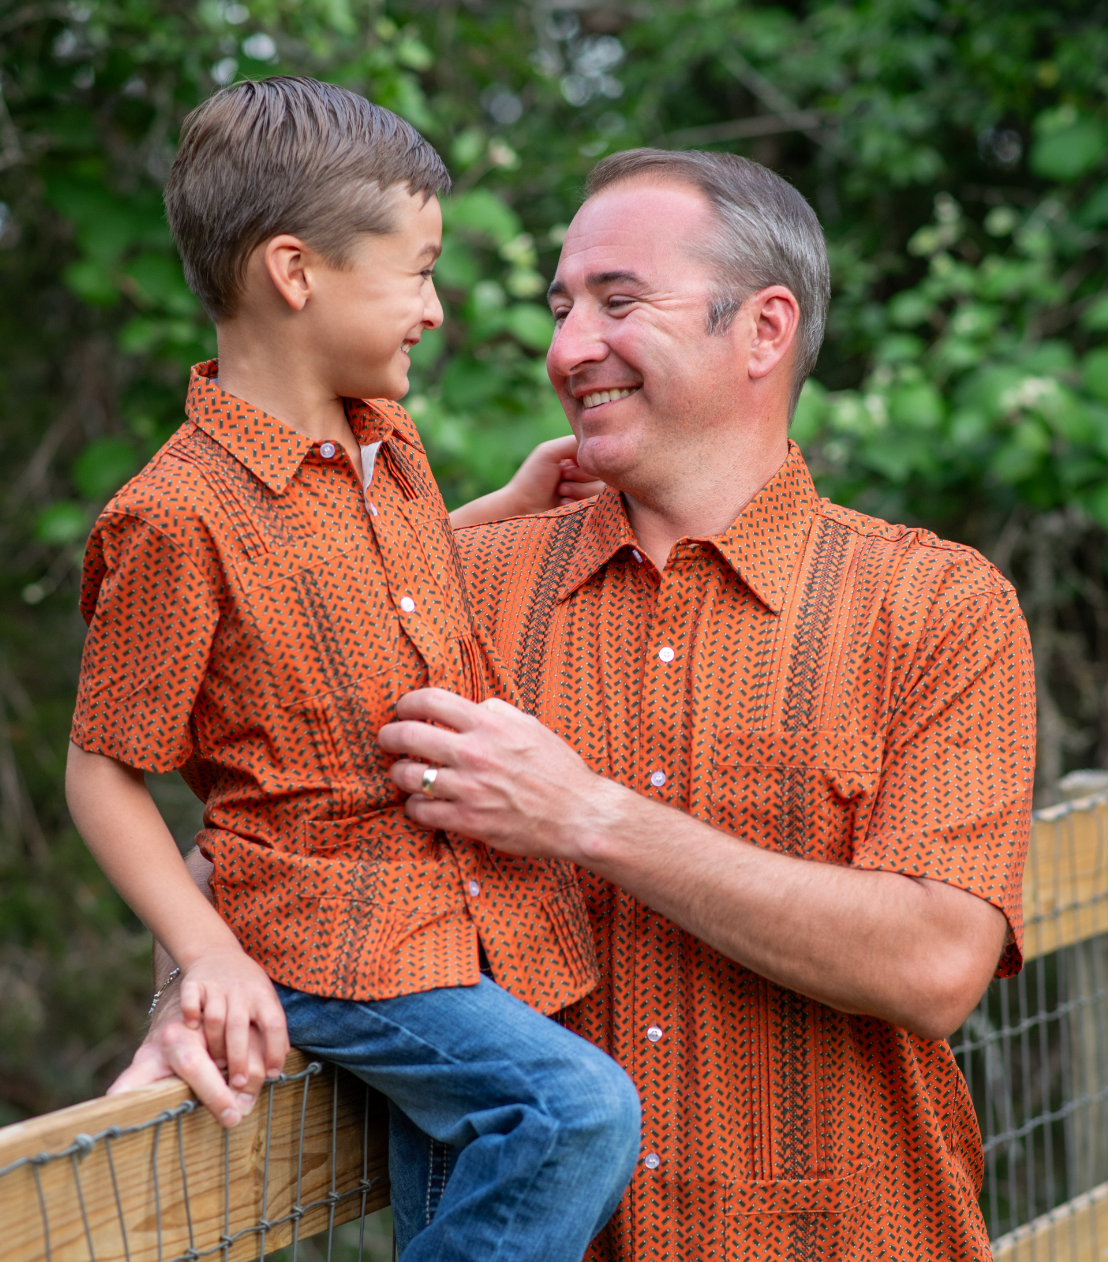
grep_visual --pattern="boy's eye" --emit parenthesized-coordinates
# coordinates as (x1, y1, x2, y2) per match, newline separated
(420, 268, 435, 279)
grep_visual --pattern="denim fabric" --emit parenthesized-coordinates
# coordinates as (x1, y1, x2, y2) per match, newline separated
(276, 977, 640, 1261)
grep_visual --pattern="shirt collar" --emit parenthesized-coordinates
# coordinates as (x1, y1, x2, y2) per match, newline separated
(184, 360, 402, 494)
(559, 441, 818, 615)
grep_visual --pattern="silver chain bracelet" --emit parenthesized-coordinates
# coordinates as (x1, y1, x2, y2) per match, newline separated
(148, 966, 182, 1017)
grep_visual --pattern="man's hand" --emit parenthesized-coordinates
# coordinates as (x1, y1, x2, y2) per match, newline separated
(379, 688, 622, 860)
(448, 436, 604, 529)
(379, 687, 1007, 1041)
(177, 947, 289, 1098)
(108, 980, 271, 1128)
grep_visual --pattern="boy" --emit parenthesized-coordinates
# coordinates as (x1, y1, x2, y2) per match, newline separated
(65, 77, 639, 1261)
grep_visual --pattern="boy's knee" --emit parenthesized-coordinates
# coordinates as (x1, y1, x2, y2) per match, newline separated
(559, 1047, 641, 1146)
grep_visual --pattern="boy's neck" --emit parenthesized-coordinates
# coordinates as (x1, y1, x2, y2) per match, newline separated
(214, 324, 354, 447)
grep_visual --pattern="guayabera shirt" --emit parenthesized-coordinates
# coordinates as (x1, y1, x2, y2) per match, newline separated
(71, 360, 597, 1012)
(456, 442, 1034, 1262)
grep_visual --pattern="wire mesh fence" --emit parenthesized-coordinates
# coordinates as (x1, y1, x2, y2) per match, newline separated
(951, 789, 1108, 1260)
(0, 1052, 389, 1262)
(1, 792, 1107, 1259)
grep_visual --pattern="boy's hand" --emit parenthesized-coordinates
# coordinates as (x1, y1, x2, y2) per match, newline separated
(448, 435, 604, 528)
(178, 947, 290, 1103)
(108, 979, 272, 1127)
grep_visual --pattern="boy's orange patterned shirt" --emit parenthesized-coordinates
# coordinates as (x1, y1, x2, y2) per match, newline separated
(71, 361, 597, 1012)
(456, 442, 1035, 1262)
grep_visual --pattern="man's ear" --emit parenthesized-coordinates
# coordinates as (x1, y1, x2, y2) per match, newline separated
(260, 234, 314, 312)
(746, 286, 801, 381)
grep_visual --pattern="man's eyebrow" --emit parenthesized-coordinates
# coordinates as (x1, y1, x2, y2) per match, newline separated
(547, 270, 647, 302)
(587, 270, 646, 288)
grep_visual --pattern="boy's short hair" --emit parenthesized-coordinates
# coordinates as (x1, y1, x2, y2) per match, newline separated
(165, 76, 451, 321)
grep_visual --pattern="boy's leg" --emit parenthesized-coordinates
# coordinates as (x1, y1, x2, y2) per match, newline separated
(277, 977, 640, 1262)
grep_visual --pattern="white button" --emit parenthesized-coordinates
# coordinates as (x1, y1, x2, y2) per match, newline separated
(399, 596, 416, 613)
(467, 880, 480, 898)
(650, 770, 666, 788)
(646, 1026, 663, 1043)
(658, 647, 674, 663)
(320, 442, 337, 459)
(643, 1152, 660, 1170)
(631, 550, 642, 564)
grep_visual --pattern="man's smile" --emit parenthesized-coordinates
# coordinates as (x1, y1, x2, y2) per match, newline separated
(580, 386, 641, 410)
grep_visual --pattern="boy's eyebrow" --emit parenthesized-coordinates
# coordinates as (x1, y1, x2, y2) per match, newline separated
(547, 269, 647, 302)
(418, 241, 442, 261)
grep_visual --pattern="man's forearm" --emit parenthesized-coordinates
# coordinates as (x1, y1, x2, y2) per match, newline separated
(575, 782, 1006, 1039)
(379, 690, 1008, 1042)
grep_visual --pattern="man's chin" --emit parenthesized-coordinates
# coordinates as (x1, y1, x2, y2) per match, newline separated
(575, 436, 640, 490)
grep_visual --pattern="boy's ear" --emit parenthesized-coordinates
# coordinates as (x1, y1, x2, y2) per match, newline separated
(261, 235, 314, 312)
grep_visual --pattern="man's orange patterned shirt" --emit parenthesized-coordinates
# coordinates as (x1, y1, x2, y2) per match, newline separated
(456, 442, 1035, 1262)
(71, 361, 597, 1012)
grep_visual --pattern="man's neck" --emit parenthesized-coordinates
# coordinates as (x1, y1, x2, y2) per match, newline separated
(621, 430, 790, 569)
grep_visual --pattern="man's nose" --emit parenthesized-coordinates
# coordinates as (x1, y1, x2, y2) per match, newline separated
(547, 305, 608, 379)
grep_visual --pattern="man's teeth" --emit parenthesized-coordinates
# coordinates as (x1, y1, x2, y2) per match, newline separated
(582, 387, 637, 409)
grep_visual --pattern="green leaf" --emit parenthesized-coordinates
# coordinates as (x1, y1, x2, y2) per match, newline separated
(35, 502, 89, 545)
(435, 238, 481, 290)
(889, 381, 944, 430)
(503, 305, 554, 352)
(442, 191, 522, 248)
(1081, 295, 1108, 332)
(71, 438, 140, 501)
(63, 260, 119, 307)
(122, 254, 198, 316)
(1082, 350, 1108, 404)
(441, 356, 502, 409)
(790, 380, 827, 444)
(1030, 107, 1105, 182)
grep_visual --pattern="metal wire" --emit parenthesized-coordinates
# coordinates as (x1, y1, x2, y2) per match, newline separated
(0, 1059, 387, 1262)
(950, 791, 1108, 1247)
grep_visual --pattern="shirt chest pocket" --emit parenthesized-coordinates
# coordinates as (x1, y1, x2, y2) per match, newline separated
(232, 540, 403, 707)
(702, 727, 880, 863)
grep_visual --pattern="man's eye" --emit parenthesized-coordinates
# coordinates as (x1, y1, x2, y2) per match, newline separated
(551, 306, 570, 321)
(607, 296, 634, 311)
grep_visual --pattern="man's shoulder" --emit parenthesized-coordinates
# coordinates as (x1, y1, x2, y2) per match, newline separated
(815, 497, 1016, 608)
(454, 499, 592, 575)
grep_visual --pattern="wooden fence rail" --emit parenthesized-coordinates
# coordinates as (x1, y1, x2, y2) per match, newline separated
(0, 792, 1106, 1260)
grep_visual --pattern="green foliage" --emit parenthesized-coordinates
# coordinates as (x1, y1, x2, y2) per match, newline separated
(2, 0, 1108, 1116)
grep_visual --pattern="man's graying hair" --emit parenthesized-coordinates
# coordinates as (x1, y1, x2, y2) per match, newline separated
(585, 149, 830, 417)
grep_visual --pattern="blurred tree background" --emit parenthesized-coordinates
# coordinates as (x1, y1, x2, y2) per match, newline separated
(1, 0, 1107, 1123)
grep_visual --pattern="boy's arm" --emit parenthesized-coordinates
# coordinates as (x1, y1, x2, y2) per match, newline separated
(448, 435, 603, 528)
(67, 743, 288, 1124)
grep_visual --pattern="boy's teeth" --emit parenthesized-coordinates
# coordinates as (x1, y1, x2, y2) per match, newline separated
(583, 387, 636, 408)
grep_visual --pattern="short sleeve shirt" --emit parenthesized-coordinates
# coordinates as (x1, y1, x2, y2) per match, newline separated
(456, 442, 1035, 1261)
(71, 361, 598, 1012)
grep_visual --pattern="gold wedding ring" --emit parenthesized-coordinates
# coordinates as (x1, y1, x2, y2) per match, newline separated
(420, 766, 439, 798)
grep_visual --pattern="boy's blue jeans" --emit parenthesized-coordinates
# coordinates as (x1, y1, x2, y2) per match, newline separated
(276, 977, 641, 1261)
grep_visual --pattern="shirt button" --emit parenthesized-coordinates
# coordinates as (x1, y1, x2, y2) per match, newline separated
(649, 770, 667, 788)
(658, 646, 674, 663)
(467, 880, 480, 898)
(320, 442, 337, 459)
(399, 596, 416, 613)
(643, 1152, 661, 1170)
(631, 549, 642, 564)
(646, 1026, 663, 1043)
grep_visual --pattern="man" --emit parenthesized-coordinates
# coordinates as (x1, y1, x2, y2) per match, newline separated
(122, 150, 1033, 1260)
